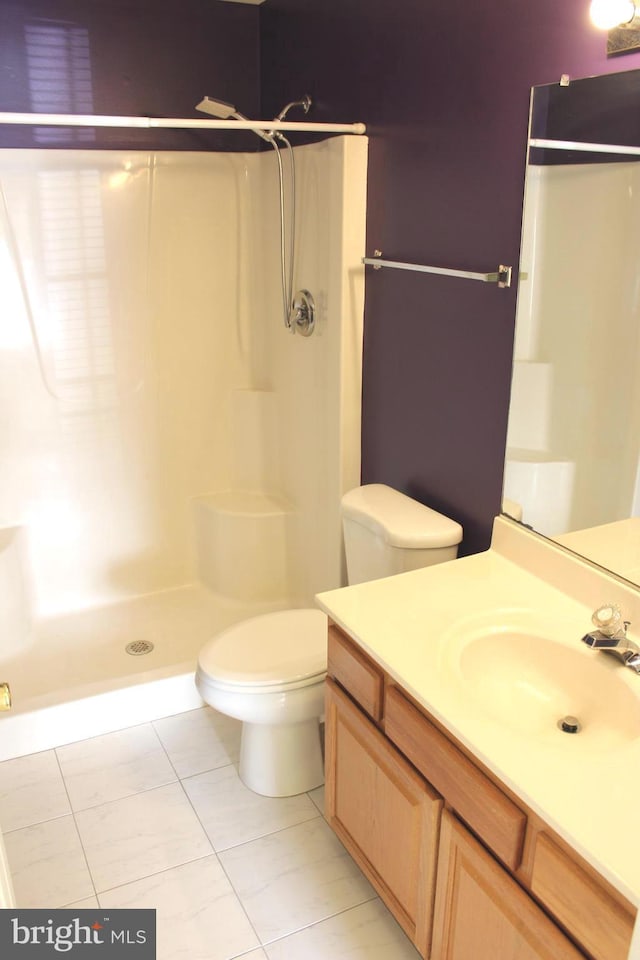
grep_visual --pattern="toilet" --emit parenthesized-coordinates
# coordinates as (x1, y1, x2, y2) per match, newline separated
(195, 483, 463, 797)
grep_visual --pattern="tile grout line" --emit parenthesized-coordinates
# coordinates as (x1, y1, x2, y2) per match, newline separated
(90, 850, 220, 901)
(53, 716, 218, 906)
(52, 747, 100, 906)
(51, 716, 163, 756)
(150, 709, 252, 791)
(54, 775, 181, 815)
(2, 809, 75, 837)
(177, 769, 377, 951)
(53, 719, 209, 906)
(254, 895, 385, 951)
(174, 769, 264, 949)
(152, 711, 332, 948)
(148, 718, 183, 782)
(210, 794, 323, 856)
(161, 724, 342, 952)
(32, 715, 235, 907)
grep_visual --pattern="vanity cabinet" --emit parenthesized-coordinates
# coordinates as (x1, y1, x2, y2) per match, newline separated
(325, 623, 636, 960)
(432, 811, 584, 960)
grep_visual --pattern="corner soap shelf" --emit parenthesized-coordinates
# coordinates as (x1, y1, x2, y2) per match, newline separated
(193, 491, 293, 602)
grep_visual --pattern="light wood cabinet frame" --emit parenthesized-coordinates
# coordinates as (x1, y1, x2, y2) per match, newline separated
(530, 832, 634, 960)
(325, 677, 442, 957)
(327, 624, 384, 722)
(432, 811, 587, 960)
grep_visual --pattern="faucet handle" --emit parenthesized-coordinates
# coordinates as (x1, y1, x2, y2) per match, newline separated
(592, 603, 624, 637)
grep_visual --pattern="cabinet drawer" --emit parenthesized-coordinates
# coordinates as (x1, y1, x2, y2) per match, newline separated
(385, 685, 526, 871)
(327, 624, 384, 722)
(530, 833, 634, 960)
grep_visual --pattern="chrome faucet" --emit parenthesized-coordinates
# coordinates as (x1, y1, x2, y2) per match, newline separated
(581, 604, 640, 673)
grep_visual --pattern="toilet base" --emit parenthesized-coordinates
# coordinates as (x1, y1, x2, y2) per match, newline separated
(239, 718, 325, 797)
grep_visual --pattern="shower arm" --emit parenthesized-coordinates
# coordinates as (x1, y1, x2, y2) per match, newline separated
(275, 96, 312, 122)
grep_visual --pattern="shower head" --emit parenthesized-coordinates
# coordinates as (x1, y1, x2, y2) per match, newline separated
(196, 96, 238, 119)
(275, 95, 312, 122)
(196, 95, 274, 142)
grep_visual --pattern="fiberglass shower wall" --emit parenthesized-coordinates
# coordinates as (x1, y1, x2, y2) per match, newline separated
(505, 160, 640, 535)
(0, 137, 367, 639)
(256, 136, 367, 601)
(0, 149, 253, 619)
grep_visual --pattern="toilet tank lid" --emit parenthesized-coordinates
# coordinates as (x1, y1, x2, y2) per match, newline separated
(341, 484, 463, 549)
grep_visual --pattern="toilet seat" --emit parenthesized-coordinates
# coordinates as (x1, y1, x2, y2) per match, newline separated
(197, 608, 327, 690)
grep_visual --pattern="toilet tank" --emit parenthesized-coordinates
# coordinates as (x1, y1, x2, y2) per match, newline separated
(341, 484, 463, 585)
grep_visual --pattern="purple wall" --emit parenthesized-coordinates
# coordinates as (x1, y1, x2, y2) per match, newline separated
(261, 0, 640, 555)
(2, 0, 639, 555)
(0, 0, 260, 151)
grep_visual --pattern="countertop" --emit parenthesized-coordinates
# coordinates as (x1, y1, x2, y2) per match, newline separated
(316, 517, 640, 920)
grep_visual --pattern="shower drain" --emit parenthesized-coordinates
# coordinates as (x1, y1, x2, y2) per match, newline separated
(125, 640, 155, 656)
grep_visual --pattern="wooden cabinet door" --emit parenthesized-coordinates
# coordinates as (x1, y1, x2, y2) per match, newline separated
(432, 811, 586, 960)
(325, 678, 442, 958)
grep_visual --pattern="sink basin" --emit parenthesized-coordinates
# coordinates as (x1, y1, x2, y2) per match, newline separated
(458, 630, 640, 747)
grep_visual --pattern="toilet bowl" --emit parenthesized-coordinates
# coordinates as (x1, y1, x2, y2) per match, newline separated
(196, 608, 327, 797)
(196, 484, 463, 797)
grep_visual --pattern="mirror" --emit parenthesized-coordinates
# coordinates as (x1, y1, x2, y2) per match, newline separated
(502, 68, 640, 586)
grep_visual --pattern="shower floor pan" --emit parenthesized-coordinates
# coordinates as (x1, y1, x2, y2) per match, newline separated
(0, 585, 295, 762)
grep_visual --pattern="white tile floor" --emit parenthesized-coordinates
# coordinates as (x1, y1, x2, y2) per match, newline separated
(0, 706, 420, 960)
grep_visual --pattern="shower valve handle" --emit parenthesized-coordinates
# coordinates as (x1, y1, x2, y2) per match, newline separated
(289, 290, 315, 337)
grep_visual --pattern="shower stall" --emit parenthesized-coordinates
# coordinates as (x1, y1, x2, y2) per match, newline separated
(0, 129, 368, 760)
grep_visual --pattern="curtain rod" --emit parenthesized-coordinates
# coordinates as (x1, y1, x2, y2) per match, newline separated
(530, 137, 640, 157)
(0, 112, 366, 135)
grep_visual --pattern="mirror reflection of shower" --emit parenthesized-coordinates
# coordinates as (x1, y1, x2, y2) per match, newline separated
(196, 94, 315, 335)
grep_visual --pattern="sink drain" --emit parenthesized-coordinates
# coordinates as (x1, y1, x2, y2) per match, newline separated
(125, 640, 154, 656)
(557, 715, 581, 734)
